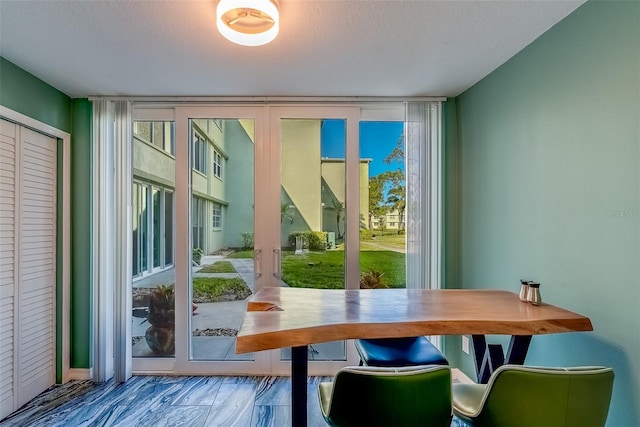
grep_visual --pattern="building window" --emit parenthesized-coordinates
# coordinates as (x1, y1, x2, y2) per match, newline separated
(213, 151, 222, 179)
(132, 181, 174, 277)
(134, 121, 175, 155)
(193, 131, 207, 174)
(192, 196, 206, 250)
(212, 203, 222, 229)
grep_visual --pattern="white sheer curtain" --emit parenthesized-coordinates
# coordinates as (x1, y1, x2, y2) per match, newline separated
(405, 101, 443, 349)
(92, 99, 114, 382)
(113, 100, 133, 383)
(92, 100, 132, 383)
(405, 101, 442, 291)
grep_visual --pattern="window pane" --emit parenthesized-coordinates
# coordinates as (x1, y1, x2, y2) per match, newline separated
(132, 183, 140, 276)
(359, 121, 406, 289)
(213, 151, 222, 179)
(134, 121, 174, 156)
(165, 191, 173, 266)
(192, 197, 201, 249)
(190, 118, 255, 362)
(134, 122, 151, 142)
(132, 119, 176, 359)
(280, 118, 347, 361)
(152, 187, 161, 269)
(140, 185, 148, 273)
(212, 203, 221, 228)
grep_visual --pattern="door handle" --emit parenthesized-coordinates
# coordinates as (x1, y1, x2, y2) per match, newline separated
(273, 248, 281, 279)
(254, 248, 262, 279)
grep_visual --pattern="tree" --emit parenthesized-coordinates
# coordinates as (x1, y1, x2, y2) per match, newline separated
(325, 198, 345, 238)
(281, 203, 295, 224)
(378, 215, 387, 236)
(368, 175, 387, 229)
(370, 169, 404, 229)
(386, 184, 406, 232)
(382, 135, 406, 232)
(367, 132, 406, 233)
(384, 134, 405, 165)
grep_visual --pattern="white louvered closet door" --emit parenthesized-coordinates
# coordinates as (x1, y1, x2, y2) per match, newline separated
(0, 119, 57, 419)
(0, 119, 17, 419)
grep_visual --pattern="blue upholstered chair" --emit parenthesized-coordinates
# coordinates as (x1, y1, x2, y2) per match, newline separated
(318, 365, 452, 427)
(354, 336, 448, 367)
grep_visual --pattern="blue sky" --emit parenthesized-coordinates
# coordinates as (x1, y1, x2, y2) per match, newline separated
(320, 119, 404, 177)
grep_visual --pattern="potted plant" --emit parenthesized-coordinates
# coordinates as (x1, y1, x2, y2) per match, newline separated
(359, 271, 388, 289)
(144, 284, 175, 355)
(192, 247, 204, 265)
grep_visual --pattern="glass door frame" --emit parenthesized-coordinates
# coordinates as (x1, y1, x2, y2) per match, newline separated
(172, 105, 270, 374)
(268, 105, 367, 375)
(131, 105, 271, 374)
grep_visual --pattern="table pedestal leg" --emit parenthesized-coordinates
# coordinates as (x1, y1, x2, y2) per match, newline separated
(505, 335, 531, 365)
(291, 346, 308, 427)
(472, 335, 532, 383)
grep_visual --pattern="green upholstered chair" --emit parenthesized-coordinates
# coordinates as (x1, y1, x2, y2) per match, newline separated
(318, 365, 452, 427)
(452, 365, 614, 427)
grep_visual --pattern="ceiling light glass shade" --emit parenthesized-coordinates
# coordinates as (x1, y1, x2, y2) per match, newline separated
(217, 0, 279, 46)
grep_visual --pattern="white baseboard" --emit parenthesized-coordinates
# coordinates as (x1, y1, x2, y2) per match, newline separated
(68, 368, 93, 381)
(69, 366, 473, 384)
(452, 368, 475, 384)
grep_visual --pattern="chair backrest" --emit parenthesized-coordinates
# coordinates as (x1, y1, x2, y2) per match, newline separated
(325, 365, 452, 427)
(478, 365, 614, 427)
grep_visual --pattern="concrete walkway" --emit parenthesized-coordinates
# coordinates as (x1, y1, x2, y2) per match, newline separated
(132, 255, 256, 360)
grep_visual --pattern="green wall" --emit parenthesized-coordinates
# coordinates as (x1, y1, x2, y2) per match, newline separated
(0, 57, 71, 133)
(70, 99, 93, 369)
(0, 57, 93, 375)
(449, 2, 639, 425)
(224, 120, 256, 249)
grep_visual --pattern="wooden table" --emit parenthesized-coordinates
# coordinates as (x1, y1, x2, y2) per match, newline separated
(236, 287, 593, 427)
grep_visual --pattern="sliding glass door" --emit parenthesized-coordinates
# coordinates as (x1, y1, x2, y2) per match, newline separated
(269, 106, 408, 374)
(131, 119, 177, 365)
(131, 107, 269, 373)
(130, 103, 420, 376)
(187, 116, 256, 364)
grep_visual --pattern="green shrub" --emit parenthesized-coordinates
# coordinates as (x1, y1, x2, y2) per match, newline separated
(288, 231, 327, 250)
(359, 229, 374, 240)
(192, 247, 204, 264)
(241, 232, 254, 249)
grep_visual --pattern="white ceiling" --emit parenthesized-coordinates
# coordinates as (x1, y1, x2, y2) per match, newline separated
(0, 0, 585, 99)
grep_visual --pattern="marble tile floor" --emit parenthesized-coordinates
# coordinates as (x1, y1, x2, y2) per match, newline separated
(0, 375, 467, 427)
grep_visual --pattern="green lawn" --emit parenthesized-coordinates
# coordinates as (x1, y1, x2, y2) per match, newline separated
(281, 250, 405, 289)
(192, 277, 251, 302)
(359, 233, 406, 250)
(222, 246, 406, 289)
(227, 249, 254, 259)
(197, 261, 236, 273)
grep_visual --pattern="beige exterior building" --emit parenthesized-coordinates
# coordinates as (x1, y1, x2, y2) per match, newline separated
(281, 120, 370, 245)
(132, 118, 254, 277)
(371, 209, 404, 231)
(132, 118, 371, 278)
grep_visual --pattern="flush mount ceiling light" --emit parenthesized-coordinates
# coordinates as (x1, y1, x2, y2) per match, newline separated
(217, 0, 279, 46)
